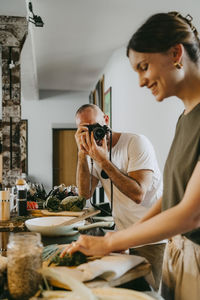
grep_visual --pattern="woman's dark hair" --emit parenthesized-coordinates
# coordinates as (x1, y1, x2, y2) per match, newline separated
(127, 12, 200, 63)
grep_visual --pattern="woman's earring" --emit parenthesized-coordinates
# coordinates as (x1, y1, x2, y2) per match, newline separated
(174, 61, 183, 69)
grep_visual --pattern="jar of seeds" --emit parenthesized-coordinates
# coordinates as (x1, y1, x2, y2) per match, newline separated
(7, 232, 43, 299)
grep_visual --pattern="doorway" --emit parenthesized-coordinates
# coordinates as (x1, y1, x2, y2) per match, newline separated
(53, 129, 77, 187)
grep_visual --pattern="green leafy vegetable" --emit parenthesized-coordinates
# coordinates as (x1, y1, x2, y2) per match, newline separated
(50, 251, 87, 266)
(43, 196, 61, 211)
(61, 196, 86, 212)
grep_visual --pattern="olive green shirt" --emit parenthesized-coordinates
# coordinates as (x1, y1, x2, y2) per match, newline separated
(162, 103, 200, 244)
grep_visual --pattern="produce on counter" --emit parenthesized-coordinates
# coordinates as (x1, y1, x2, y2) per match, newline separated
(43, 194, 86, 212)
(27, 201, 39, 210)
(46, 184, 78, 200)
(61, 196, 86, 212)
(26, 183, 86, 212)
(42, 244, 59, 261)
(27, 183, 47, 203)
(43, 195, 61, 211)
(40, 267, 97, 300)
(49, 251, 87, 266)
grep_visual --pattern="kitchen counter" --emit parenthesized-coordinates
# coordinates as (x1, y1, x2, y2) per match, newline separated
(0, 213, 162, 299)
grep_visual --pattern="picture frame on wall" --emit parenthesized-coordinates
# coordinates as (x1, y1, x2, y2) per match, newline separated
(89, 89, 97, 105)
(94, 75, 104, 108)
(89, 91, 94, 104)
(95, 79, 102, 107)
(103, 86, 112, 127)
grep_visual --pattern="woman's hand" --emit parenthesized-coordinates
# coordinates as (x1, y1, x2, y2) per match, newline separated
(60, 234, 112, 258)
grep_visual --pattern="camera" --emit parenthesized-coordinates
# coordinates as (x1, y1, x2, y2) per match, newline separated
(86, 123, 110, 141)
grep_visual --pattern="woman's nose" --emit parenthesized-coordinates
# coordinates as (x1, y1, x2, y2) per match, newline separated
(139, 75, 148, 87)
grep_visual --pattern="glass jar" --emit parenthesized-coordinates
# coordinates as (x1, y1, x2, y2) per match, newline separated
(7, 232, 43, 299)
(16, 178, 27, 216)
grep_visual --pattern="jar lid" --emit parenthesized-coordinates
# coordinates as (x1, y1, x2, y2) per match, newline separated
(16, 178, 26, 185)
(9, 232, 42, 244)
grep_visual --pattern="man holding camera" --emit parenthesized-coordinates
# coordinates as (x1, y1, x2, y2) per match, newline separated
(75, 103, 164, 289)
(75, 104, 162, 226)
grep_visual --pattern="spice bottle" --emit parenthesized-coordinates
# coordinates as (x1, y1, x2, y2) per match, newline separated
(7, 232, 43, 299)
(0, 190, 10, 221)
(16, 178, 27, 216)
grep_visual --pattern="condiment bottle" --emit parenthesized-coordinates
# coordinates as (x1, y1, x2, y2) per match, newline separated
(0, 190, 10, 221)
(16, 178, 27, 216)
(7, 232, 43, 299)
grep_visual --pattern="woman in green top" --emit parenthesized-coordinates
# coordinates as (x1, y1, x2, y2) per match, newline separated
(61, 12, 200, 300)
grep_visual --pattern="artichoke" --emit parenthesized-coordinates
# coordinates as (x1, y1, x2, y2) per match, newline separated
(50, 251, 87, 267)
(43, 195, 61, 211)
(60, 196, 86, 212)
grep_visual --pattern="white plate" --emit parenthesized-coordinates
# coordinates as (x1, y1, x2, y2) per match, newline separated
(25, 216, 85, 236)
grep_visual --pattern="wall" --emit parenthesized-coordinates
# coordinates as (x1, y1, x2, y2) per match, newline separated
(21, 91, 88, 192)
(0, 46, 184, 193)
(102, 47, 184, 172)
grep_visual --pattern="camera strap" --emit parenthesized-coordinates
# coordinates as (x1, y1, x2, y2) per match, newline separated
(109, 131, 113, 213)
(89, 130, 113, 216)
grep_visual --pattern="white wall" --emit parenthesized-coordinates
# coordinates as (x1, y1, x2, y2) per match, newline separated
(102, 47, 184, 172)
(21, 91, 88, 191)
(23, 46, 184, 192)
(0, 46, 184, 193)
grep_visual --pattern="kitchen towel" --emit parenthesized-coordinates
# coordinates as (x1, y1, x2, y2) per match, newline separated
(77, 253, 146, 281)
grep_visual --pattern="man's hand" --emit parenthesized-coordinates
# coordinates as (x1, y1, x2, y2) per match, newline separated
(83, 132, 109, 164)
(75, 125, 90, 154)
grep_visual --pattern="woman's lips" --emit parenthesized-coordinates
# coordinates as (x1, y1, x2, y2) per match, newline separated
(149, 82, 158, 95)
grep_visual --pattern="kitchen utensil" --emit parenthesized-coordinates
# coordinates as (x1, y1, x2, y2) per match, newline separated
(75, 221, 114, 231)
(52, 209, 101, 227)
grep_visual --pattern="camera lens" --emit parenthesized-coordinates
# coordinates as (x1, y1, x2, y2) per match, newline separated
(93, 127, 105, 140)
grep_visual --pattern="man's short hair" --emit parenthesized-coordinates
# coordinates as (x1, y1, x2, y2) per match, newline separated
(75, 104, 101, 116)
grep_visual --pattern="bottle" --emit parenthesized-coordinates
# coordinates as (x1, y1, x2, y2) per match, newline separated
(7, 232, 43, 299)
(0, 190, 10, 221)
(16, 178, 27, 216)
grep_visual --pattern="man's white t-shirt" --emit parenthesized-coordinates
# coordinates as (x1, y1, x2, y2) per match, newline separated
(90, 133, 163, 230)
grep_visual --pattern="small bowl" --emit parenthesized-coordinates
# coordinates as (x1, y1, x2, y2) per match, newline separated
(25, 216, 85, 236)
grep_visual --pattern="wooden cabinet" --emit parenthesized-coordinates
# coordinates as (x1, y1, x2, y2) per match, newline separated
(53, 129, 78, 187)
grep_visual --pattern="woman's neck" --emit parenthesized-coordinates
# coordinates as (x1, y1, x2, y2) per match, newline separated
(177, 64, 200, 114)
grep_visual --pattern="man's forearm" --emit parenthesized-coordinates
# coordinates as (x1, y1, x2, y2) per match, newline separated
(76, 153, 91, 199)
(99, 159, 144, 203)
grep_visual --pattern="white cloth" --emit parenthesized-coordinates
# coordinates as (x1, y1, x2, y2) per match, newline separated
(43, 254, 146, 285)
(77, 253, 146, 281)
(90, 133, 163, 230)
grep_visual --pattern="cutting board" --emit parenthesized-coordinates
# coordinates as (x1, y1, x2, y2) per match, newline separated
(30, 208, 92, 217)
(43, 245, 151, 290)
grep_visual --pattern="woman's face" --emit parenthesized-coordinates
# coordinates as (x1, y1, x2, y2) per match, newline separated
(128, 48, 181, 102)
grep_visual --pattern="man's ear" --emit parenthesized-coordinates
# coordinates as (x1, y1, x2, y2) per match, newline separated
(171, 44, 184, 63)
(104, 114, 109, 125)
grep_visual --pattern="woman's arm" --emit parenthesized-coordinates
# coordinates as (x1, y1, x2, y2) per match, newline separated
(136, 196, 162, 224)
(61, 162, 200, 257)
(107, 161, 200, 252)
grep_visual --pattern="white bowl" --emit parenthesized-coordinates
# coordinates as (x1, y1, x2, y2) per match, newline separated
(25, 216, 85, 236)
